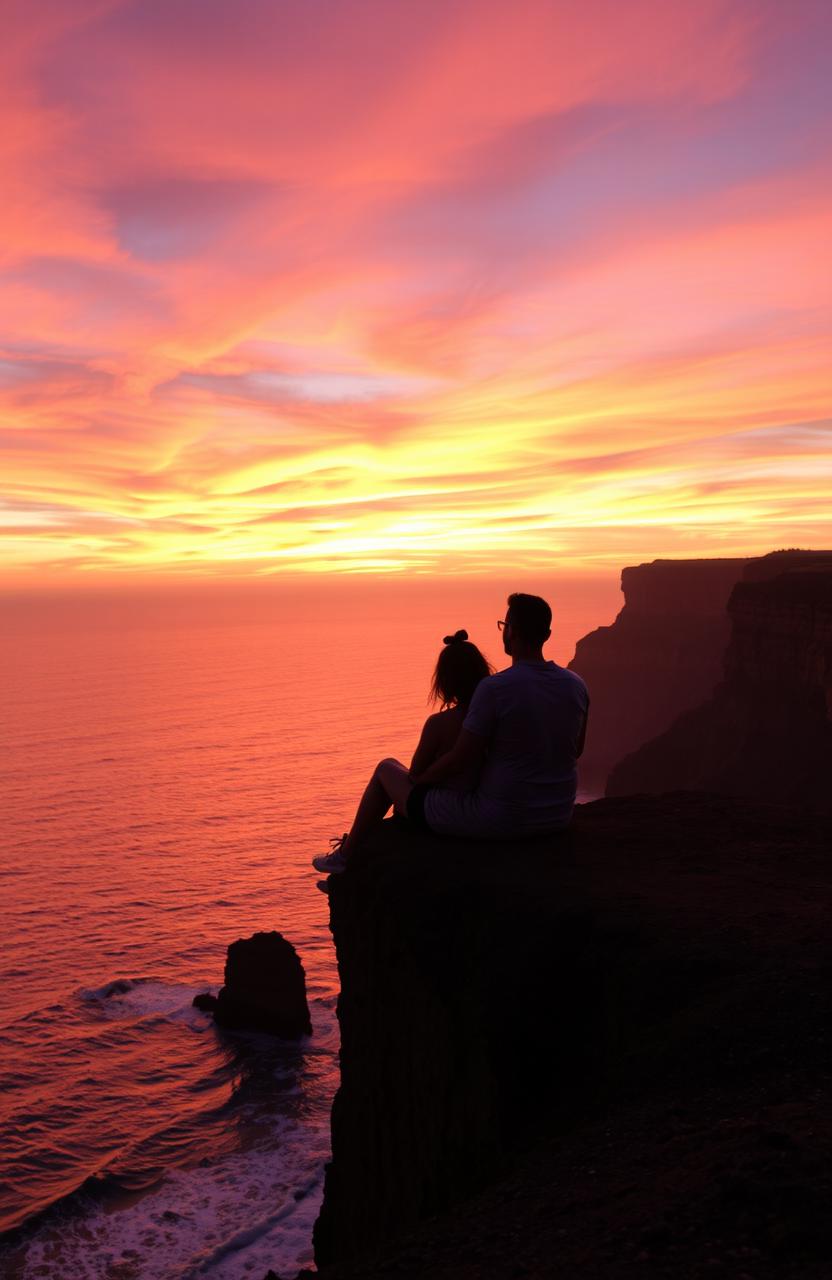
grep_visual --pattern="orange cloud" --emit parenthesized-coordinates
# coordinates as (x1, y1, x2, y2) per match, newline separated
(1, 0, 831, 582)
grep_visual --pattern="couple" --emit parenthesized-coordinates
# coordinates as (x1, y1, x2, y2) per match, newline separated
(312, 592, 589, 876)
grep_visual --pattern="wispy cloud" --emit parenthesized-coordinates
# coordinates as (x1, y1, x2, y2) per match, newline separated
(1, 0, 830, 580)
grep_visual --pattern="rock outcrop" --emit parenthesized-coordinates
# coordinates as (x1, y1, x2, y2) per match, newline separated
(608, 558, 832, 808)
(568, 558, 748, 792)
(193, 930, 312, 1038)
(312, 800, 832, 1274)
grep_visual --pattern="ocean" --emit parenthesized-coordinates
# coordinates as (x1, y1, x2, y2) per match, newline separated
(0, 575, 620, 1279)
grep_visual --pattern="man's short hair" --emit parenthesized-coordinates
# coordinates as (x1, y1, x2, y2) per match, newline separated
(507, 592, 552, 645)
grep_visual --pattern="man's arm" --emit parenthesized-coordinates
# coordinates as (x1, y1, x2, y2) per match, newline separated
(576, 703, 589, 759)
(413, 729, 487, 787)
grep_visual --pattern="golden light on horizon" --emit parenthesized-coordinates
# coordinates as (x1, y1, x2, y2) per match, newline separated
(2, 0, 831, 584)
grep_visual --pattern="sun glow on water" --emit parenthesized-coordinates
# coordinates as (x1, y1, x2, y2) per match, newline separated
(0, 578, 618, 1275)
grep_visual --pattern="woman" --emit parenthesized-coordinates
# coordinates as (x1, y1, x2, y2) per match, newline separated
(312, 630, 492, 876)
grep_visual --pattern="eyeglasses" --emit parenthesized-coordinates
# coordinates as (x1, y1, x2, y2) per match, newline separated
(497, 619, 509, 631)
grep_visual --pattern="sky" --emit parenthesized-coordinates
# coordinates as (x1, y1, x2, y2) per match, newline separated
(2, 0, 831, 584)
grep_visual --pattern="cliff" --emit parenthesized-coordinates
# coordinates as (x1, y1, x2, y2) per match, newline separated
(607, 562, 832, 807)
(568, 558, 748, 792)
(311, 797, 832, 1277)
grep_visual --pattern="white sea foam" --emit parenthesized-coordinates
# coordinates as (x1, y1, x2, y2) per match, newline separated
(80, 978, 211, 1023)
(19, 1117, 330, 1280)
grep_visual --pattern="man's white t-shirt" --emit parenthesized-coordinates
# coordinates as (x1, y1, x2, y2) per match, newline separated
(424, 660, 589, 839)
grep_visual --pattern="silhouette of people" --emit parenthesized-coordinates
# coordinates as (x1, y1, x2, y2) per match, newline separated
(313, 594, 589, 876)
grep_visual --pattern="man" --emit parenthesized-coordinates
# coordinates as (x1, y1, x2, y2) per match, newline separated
(312, 593, 589, 875)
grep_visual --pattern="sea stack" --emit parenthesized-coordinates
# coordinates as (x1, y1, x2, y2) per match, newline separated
(193, 930, 312, 1038)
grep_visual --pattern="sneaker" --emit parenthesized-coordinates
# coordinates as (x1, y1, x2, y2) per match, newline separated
(312, 834, 349, 875)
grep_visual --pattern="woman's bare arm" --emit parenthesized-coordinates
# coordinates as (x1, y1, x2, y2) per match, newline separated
(409, 715, 442, 776)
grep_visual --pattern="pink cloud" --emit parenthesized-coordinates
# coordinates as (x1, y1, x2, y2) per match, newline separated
(0, 0, 830, 580)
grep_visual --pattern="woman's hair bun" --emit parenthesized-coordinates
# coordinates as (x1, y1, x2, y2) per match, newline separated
(442, 629, 468, 645)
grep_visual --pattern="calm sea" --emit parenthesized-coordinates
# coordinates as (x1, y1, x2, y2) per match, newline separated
(0, 575, 619, 1279)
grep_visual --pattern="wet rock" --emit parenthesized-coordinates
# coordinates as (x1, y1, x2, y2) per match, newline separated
(195, 930, 312, 1038)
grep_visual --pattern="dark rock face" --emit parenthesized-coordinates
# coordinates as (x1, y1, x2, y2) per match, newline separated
(193, 930, 312, 1038)
(608, 560, 832, 809)
(192, 992, 217, 1014)
(312, 800, 832, 1271)
(568, 557, 748, 792)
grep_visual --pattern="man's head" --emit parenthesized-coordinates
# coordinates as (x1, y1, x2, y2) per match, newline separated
(502, 592, 552, 656)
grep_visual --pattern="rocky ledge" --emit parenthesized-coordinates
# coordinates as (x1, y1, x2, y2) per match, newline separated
(311, 796, 832, 1279)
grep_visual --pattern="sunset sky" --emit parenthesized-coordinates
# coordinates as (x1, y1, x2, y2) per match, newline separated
(2, 0, 831, 583)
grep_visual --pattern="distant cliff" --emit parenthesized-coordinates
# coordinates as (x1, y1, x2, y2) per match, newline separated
(311, 799, 832, 1277)
(607, 559, 832, 808)
(568, 558, 748, 791)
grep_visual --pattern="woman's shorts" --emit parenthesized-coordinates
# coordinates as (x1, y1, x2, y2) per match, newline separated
(406, 782, 433, 832)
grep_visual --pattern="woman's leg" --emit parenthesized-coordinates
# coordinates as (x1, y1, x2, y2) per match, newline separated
(341, 757, 413, 858)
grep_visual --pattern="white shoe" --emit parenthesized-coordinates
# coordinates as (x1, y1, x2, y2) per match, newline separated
(312, 834, 349, 874)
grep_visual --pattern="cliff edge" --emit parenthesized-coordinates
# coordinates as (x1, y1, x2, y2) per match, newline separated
(312, 797, 832, 1277)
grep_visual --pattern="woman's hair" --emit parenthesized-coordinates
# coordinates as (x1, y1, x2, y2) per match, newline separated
(429, 629, 493, 709)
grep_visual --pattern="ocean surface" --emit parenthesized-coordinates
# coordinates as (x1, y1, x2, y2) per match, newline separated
(0, 576, 619, 1279)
